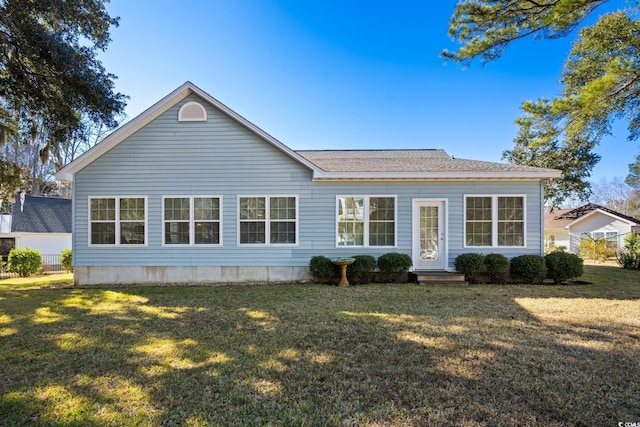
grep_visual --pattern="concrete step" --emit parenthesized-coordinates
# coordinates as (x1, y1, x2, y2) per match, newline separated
(412, 271, 468, 286)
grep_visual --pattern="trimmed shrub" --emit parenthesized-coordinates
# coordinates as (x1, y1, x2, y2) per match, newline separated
(510, 255, 547, 284)
(377, 252, 412, 282)
(545, 252, 584, 284)
(484, 253, 509, 284)
(454, 253, 485, 284)
(309, 256, 337, 284)
(617, 233, 640, 270)
(59, 249, 73, 272)
(347, 255, 376, 284)
(7, 248, 42, 277)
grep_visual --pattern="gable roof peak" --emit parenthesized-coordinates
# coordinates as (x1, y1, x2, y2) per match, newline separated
(55, 82, 321, 181)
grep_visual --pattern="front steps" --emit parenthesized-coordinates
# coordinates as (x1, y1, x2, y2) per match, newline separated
(411, 271, 468, 286)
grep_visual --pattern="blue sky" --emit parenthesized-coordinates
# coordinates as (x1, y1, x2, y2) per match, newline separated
(99, 0, 634, 185)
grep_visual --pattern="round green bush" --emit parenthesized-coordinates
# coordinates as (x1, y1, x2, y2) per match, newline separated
(347, 255, 376, 284)
(510, 255, 547, 284)
(454, 253, 485, 283)
(309, 256, 337, 283)
(7, 248, 42, 277)
(59, 249, 73, 272)
(377, 252, 412, 282)
(484, 253, 509, 284)
(545, 252, 583, 284)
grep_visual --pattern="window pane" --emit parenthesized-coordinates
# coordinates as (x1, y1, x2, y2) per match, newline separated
(194, 197, 219, 221)
(164, 198, 190, 221)
(121, 198, 145, 221)
(120, 222, 145, 245)
(370, 197, 395, 220)
(466, 197, 492, 220)
(240, 222, 265, 244)
(498, 222, 524, 246)
(240, 197, 265, 220)
(91, 222, 115, 244)
(498, 197, 523, 221)
(90, 198, 115, 221)
(338, 197, 364, 221)
(165, 222, 190, 244)
(466, 222, 492, 246)
(270, 197, 296, 220)
(270, 221, 296, 244)
(195, 222, 219, 244)
(369, 221, 394, 246)
(338, 221, 364, 246)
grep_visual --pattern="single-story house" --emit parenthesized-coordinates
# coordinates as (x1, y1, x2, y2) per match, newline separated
(0, 194, 72, 258)
(544, 203, 640, 254)
(56, 81, 561, 286)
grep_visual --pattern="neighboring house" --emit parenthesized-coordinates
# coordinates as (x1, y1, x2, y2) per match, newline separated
(544, 203, 640, 254)
(56, 81, 561, 286)
(0, 194, 72, 258)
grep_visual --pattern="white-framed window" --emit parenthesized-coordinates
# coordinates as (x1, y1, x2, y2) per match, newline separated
(89, 196, 147, 246)
(464, 195, 525, 247)
(590, 231, 619, 248)
(163, 196, 222, 246)
(238, 196, 298, 245)
(336, 196, 396, 247)
(545, 234, 557, 247)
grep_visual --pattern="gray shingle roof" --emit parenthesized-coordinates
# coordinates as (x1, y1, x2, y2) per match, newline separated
(296, 149, 559, 174)
(11, 195, 72, 233)
(545, 203, 640, 230)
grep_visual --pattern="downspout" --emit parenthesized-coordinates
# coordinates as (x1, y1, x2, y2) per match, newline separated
(540, 180, 545, 256)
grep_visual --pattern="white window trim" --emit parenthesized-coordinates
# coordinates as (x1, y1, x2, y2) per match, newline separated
(162, 196, 223, 247)
(335, 195, 397, 248)
(237, 195, 299, 247)
(463, 194, 527, 248)
(88, 196, 148, 247)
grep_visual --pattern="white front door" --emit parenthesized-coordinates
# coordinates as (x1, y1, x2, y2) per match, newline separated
(413, 200, 447, 270)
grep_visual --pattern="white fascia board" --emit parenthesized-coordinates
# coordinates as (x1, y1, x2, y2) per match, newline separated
(564, 208, 638, 229)
(56, 81, 321, 181)
(312, 170, 562, 181)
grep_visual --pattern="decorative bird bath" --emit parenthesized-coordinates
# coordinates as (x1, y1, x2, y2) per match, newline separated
(331, 257, 355, 286)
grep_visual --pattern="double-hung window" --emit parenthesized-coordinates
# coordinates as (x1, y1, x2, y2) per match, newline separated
(163, 196, 221, 245)
(337, 196, 396, 247)
(465, 195, 525, 247)
(238, 196, 297, 245)
(90, 197, 147, 246)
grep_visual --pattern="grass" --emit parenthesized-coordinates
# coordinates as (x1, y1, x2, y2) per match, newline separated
(0, 273, 73, 290)
(0, 265, 638, 426)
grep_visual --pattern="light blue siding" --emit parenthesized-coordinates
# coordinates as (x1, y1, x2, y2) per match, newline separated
(73, 94, 545, 269)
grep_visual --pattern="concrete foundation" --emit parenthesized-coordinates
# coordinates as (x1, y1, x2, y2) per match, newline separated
(73, 266, 312, 286)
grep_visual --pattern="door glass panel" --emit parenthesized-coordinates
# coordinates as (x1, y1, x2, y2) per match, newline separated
(420, 206, 439, 260)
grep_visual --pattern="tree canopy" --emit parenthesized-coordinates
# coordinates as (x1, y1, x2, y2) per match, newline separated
(0, 0, 126, 198)
(444, 1, 640, 208)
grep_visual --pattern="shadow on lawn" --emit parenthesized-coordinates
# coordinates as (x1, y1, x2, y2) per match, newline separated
(0, 271, 638, 426)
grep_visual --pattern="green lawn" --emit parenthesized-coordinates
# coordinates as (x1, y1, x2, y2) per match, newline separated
(0, 265, 638, 426)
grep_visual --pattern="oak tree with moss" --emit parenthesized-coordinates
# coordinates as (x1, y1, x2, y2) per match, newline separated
(0, 0, 126, 196)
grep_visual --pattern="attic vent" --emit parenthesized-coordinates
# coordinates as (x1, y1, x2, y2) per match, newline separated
(178, 102, 207, 122)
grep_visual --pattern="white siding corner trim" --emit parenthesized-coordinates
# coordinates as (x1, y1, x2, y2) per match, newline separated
(178, 101, 207, 122)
